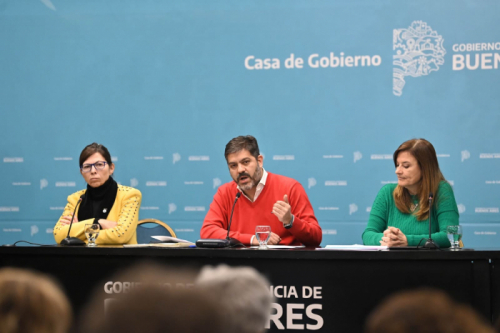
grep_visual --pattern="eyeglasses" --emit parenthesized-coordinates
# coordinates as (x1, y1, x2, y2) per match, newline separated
(81, 161, 108, 173)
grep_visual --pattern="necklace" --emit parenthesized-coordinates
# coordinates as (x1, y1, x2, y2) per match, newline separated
(410, 203, 419, 212)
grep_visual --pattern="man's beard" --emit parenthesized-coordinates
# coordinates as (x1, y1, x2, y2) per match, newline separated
(238, 165, 263, 191)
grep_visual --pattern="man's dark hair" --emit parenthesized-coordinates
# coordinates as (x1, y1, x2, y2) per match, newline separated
(224, 135, 260, 161)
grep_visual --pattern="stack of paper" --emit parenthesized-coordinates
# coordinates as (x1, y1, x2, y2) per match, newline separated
(151, 236, 193, 243)
(124, 242, 195, 248)
(317, 245, 387, 251)
(123, 235, 196, 248)
(249, 245, 305, 249)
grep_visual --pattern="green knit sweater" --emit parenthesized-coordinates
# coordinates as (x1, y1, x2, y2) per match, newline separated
(362, 181, 459, 247)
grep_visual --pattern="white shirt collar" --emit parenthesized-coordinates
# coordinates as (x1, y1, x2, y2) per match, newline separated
(237, 168, 268, 202)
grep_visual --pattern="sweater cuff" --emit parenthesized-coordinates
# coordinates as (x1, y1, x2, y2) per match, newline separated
(406, 235, 424, 246)
(240, 234, 254, 246)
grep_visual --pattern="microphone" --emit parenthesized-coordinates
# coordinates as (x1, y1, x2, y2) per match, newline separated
(60, 194, 86, 246)
(196, 192, 243, 248)
(423, 192, 439, 249)
(226, 192, 243, 247)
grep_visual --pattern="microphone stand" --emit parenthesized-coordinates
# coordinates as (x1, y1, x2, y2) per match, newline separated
(423, 192, 439, 249)
(196, 192, 243, 248)
(226, 192, 243, 247)
(60, 196, 86, 246)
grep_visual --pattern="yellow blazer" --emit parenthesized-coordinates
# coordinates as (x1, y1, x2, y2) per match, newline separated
(53, 185, 142, 245)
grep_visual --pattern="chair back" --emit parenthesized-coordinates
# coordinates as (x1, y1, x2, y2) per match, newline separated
(136, 219, 177, 244)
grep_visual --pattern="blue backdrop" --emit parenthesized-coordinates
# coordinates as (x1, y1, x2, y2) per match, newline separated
(1, 0, 499, 247)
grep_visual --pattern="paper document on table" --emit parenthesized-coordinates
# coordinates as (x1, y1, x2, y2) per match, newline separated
(124, 243, 195, 248)
(317, 245, 387, 251)
(151, 236, 193, 243)
(250, 245, 305, 249)
(151, 242, 195, 247)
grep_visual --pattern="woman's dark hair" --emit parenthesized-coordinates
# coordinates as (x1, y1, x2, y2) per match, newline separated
(224, 136, 260, 161)
(79, 143, 113, 167)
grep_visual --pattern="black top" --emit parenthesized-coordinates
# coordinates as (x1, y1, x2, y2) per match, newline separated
(78, 177, 118, 223)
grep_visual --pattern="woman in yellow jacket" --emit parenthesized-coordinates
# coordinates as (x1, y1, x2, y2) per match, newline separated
(53, 143, 141, 245)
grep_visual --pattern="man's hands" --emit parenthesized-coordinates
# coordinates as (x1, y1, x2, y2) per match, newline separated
(252, 232, 281, 245)
(272, 194, 293, 226)
(250, 194, 294, 246)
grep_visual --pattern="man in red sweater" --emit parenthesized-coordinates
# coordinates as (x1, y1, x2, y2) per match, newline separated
(200, 135, 322, 247)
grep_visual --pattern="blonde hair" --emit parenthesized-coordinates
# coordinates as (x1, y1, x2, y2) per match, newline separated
(393, 138, 445, 221)
(0, 268, 72, 333)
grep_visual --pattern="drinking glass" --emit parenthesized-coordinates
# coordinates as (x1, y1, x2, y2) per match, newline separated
(255, 225, 271, 250)
(446, 225, 462, 250)
(85, 223, 100, 247)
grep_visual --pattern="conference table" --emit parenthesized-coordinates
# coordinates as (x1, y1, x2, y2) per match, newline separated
(1, 246, 499, 332)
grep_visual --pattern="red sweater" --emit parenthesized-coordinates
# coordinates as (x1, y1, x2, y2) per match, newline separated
(200, 172, 322, 246)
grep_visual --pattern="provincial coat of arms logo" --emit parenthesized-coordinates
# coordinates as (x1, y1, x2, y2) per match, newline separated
(393, 21, 446, 96)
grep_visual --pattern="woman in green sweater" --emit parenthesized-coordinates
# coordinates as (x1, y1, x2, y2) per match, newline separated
(362, 139, 459, 247)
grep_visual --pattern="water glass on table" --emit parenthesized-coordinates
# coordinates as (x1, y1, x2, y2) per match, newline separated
(84, 223, 100, 247)
(255, 225, 271, 250)
(446, 225, 462, 250)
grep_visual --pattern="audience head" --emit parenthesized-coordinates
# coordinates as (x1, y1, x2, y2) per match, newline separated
(80, 262, 227, 333)
(196, 264, 273, 333)
(365, 288, 494, 333)
(393, 138, 445, 220)
(0, 267, 72, 333)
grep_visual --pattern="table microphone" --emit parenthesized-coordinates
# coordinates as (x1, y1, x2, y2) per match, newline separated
(60, 194, 86, 246)
(226, 192, 244, 247)
(196, 192, 243, 248)
(423, 192, 439, 249)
